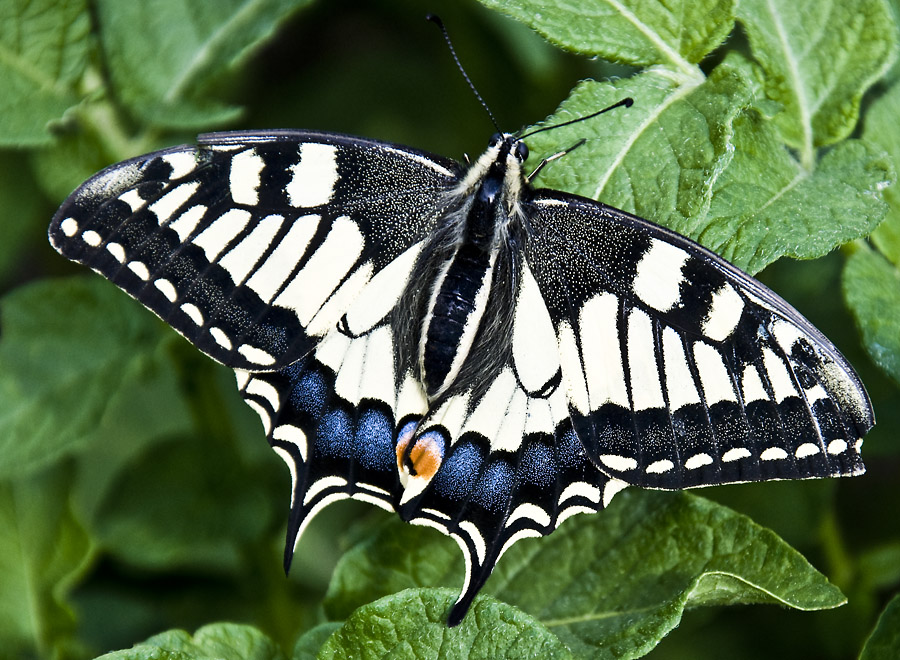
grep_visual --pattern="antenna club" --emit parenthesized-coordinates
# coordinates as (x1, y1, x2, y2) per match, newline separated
(520, 97, 634, 139)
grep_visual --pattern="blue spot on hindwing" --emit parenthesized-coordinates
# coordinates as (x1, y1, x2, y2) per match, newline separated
(318, 408, 352, 457)
(354, 407, 394, 470)
(517, 442, 554, 487)
(289, 367, 329, 418)
(555, 425, 587, 469)
(433, 441, 483, 501)
(472, 460, 515, 513)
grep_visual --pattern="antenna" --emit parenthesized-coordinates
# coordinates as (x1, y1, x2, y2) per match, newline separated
(519, 97, 633, 139)
(426, 14, 501, 133)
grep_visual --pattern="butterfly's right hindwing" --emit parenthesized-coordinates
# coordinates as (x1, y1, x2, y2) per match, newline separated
(49, 131, 459, 372)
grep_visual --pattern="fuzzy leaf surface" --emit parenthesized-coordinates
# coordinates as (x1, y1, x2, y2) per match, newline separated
(97, 623, 286, 660)
(479, 0, 734, 71)
(324, 491, 845, 659)
(319, 589, 573, 660)
(737, 0, 897, 155)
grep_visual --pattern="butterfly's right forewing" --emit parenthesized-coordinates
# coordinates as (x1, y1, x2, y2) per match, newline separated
(522, 190, 871, 491)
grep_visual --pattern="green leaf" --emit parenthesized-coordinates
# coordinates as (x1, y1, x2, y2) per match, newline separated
(291, 623, 340, 660)
(704, 117, 892, 273)
(478, 0, 735, 73)
(843, 244, 900, 384)
(864, 79, 900, 266)
(860, 594, 900, 660)
(0, 277, 192, 478)
(324, 491, 846, 660)
(94, 0, 315, 129)
(528, 56, 893, 275)
(737, 0, 898, 162)
(526, 67, 736, 229)
(97, 622, 287, 660)
(0, 0, 90, 145)
(90, 432, 278, 572)
(318, 588, 574, 660)
(0, 465, 92, 659)
(323, 520, 461, 621)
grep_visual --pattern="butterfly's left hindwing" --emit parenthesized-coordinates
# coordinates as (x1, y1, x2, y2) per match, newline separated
(521, 190, 871, 490)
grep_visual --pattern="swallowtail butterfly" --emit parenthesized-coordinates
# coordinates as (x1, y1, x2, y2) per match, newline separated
(49, 117, 872, 624)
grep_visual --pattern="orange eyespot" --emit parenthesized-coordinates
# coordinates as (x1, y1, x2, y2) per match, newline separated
(396, 431, 444, 480)
(396, 435, 410, 473)
(407, 437, 442, 479)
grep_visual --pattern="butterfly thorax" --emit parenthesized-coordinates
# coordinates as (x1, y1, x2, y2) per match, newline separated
(415, 134, 528, 400)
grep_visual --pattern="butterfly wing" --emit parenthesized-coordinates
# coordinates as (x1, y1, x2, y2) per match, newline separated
(521, 189, 872, 489)
(49, 130, 460, 372)
(49, 130, 459, 574)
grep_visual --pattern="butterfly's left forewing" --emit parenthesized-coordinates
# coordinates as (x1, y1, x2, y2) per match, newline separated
(522, 190, 871, 490)
(49, 130, 460, 371)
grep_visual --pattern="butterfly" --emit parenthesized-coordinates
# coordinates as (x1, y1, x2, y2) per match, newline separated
(48, 118, 872, 625)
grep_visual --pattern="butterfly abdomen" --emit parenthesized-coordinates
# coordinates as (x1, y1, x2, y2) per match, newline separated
(421, 243, 497, 397)
(416, 145, 525, 400)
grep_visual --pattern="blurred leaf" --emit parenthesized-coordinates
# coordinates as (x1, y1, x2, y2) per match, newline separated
(0, 151, 44, 286)
(859, 542, 900, 593)
(0, 0, 90, 145)
(97, 622, 287, 660)
(291, 623, 340, 660)
(91, 434, 276, 572)
(324, 491, 846, 659)
(319, 588, 574, 660)
(0, 465, 92, 659)
(479, 0, 734, 71)
(864, 79, 900, 266)
(30, 119, 133, 205)
(94, 0, 316, 129)
(737, 0, 897, 159)
(0, 276, 191, 478)
(843, 245, 900, 385)
(860, 594, 900, 660)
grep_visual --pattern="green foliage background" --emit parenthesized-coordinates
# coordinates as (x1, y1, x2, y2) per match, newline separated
(0, 0, 899, 658)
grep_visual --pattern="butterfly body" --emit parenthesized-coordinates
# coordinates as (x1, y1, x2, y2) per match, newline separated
(49, 126, 872, 625)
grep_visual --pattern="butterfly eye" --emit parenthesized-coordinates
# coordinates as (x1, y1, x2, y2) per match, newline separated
(514, 141, 529, 162)
(489, 132, 503, 147)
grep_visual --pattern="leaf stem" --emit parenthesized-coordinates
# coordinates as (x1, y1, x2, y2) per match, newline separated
(72, 65, 162, 161)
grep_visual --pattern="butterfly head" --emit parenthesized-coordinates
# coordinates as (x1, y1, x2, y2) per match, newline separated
(456, 133, 530, 217)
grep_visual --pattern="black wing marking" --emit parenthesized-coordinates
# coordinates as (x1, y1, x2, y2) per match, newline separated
(49, 130, 459, 371)
(522, 190, 872, 489)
